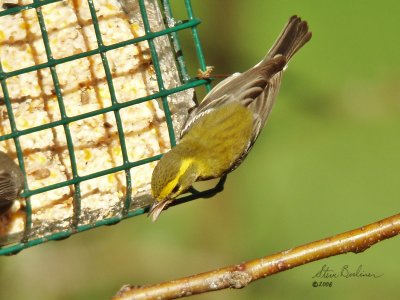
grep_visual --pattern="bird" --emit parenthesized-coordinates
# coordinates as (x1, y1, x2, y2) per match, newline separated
(0, 151, 24, 216)
(149, 15, 312, 221)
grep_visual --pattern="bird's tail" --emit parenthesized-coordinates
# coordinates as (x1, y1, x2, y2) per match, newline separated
(266, 15, 312, 62)
(245, 16, 311, 147)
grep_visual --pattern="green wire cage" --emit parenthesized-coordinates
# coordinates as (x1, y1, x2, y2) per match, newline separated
(0, 0, 224, 255)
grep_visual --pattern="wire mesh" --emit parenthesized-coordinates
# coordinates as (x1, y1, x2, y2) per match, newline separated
(0, 0, 224, 255)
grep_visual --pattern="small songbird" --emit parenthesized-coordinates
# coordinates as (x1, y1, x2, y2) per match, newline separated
(0, 151, 24, 216)
(149, 16, 312, 221)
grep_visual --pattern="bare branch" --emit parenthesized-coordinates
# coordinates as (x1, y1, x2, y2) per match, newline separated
(113, 213, 400, 300)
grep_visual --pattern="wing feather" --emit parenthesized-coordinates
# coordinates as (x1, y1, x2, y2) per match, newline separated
(181, 56, 286, 136)
(0, 172, 18, 201)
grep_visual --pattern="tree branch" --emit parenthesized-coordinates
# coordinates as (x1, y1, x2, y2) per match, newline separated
(113, 213, 400, 300)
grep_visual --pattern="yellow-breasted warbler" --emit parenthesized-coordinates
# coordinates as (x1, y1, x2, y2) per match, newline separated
(149, 16, 312, 221)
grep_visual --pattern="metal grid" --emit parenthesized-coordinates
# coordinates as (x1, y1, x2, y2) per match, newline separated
(0, 0, 224, 255)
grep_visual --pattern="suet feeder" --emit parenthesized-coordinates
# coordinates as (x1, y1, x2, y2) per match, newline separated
(0, 0, 224, 255)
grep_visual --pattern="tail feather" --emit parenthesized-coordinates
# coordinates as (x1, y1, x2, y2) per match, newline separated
(266, 15, 312, 61)
(247, 16, 311, 146)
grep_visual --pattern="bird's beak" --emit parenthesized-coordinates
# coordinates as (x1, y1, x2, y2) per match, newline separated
(147, 199, 171, 222)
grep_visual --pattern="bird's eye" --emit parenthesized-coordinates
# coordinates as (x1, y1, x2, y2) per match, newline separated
(171, 184, 180, 194)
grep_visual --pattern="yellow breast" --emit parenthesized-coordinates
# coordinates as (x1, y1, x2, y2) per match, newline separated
(179, 102, 253, 178)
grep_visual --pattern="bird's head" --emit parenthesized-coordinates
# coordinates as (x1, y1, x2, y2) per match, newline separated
(149, 149, 198, 221)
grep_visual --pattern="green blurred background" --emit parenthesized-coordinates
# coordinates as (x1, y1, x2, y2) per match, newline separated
(1, 0, 399, 299)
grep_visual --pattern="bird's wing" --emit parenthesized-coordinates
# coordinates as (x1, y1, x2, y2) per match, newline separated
(200, 72, 242, 104)
(181, 56, 287, 137)
(180, 72, 241, 136)
(0, 171, 18, 201)
(248, 71, 283, 145)
(225, 72, 283, 173)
